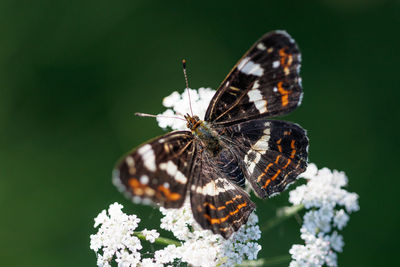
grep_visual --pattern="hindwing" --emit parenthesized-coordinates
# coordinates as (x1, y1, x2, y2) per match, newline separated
(113, 131, 196, 208)
(222, 119, 308, 198)
(205, 31, 302, 125)
(190, 152, 256, 239)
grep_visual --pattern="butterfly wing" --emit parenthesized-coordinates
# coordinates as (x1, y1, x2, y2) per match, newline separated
(205, 31, 302, 125)
(190, 151, 256, 239)
(222, 119, 308, 198)
(113, 131, 196, 208)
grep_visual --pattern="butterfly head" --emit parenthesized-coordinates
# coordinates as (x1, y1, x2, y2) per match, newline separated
(184, 114, 202, 131)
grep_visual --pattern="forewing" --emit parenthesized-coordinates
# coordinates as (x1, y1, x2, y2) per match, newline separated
(113, 131, 196, 208)
(205, 31, 302, 124)
(190, 153, 256, 239)
(223, 119, 308, 198)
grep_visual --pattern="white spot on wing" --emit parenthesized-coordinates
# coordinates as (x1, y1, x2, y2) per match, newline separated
(142, 198, 153, 205)
(192, 178, 235, 196)
(140, 175, 149, 185)
(238, 57, 263, 77)
(159, 160, 188, 184)
(252, 80, 260, 90)
(244, 152, 261, 173)
(126, 156, 134, 166)
(251, 125, 271, 153)
(272, 61, 280, 68)
(298, 92, 304, 106)
(137, 144, 157, 172)
(247, 89, 267, 113)
(237, 57, 250, 70)
(257, 43, 266, 50)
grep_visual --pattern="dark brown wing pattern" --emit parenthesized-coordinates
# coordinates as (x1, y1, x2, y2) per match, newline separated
(190, 152, 256, 239)
(113, 131, 196, 208)
(205, 31, 303, 125)
(221, 119, 308, 198)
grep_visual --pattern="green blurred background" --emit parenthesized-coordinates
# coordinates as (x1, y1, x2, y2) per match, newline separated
(1, 0, 399, 266)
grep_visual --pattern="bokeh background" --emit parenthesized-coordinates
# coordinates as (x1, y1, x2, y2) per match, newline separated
(1, 0, 399, 266)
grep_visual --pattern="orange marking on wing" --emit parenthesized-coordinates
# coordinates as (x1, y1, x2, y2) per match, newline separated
(271, 169, 281, 181)
(203, 202, 228, 211)
(263, 179, 271, 188)
(279, 48, 293, 76)
(288, 54, 293, 66)
(291, 140, 296, 149)
(262, 170, 282, 189)
(277, 81, 290, 107)
(231, 195, 242, 202)
(279, 48, 288, 66)
(129, 178, 153, 196)
(225, 200, 233, 205)
(203, 202, 248, 224)
(129, 178, 140, 188)
(275, 155, 281, 164)
(282, 95, 289, 106)
(279, 48, 293, 66)
(129, 178, 145, 195)
(276, 138, 283, 152)
(225, 195, 242, 205)
(203, 202, 217, 210)
(283, 158, 292, 169)
(157, 185, 181, 201)
(257, 162, 273, 182)
(290, 149, 297, 159)
(290, 140, 297, 159)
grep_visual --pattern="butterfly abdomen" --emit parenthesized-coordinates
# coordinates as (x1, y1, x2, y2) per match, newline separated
(218, 150, 246, 188)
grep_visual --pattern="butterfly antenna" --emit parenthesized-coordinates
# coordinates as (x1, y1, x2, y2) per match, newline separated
(135, 112, 186, 121)
(182, 59, 194, 117)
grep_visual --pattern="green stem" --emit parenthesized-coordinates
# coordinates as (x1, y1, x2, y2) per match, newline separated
(261, 204, 304, 232)
(133, 232, 181, 247)
(263, 254, 292, 265)
(236, 255, 291, 267)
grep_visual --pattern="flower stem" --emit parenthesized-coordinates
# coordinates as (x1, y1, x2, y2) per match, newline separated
(133, 232, 181, 247)
(261, 204, 304, 231)
(236, 254, 291, 266)
(263, 254, 292, 265)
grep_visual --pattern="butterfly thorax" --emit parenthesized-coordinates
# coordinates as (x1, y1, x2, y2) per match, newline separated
(185, 114, 222, 155)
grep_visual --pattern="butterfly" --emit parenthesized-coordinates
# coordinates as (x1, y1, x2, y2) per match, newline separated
(113, 30, 309, 239)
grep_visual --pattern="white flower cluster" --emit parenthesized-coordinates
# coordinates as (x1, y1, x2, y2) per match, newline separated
(288, 163, 359, 267)
(158, 198, 261, 267)
(90, 202, 145, 267)
(157, 87, 216, 130)
(90, 200, 261, 267)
